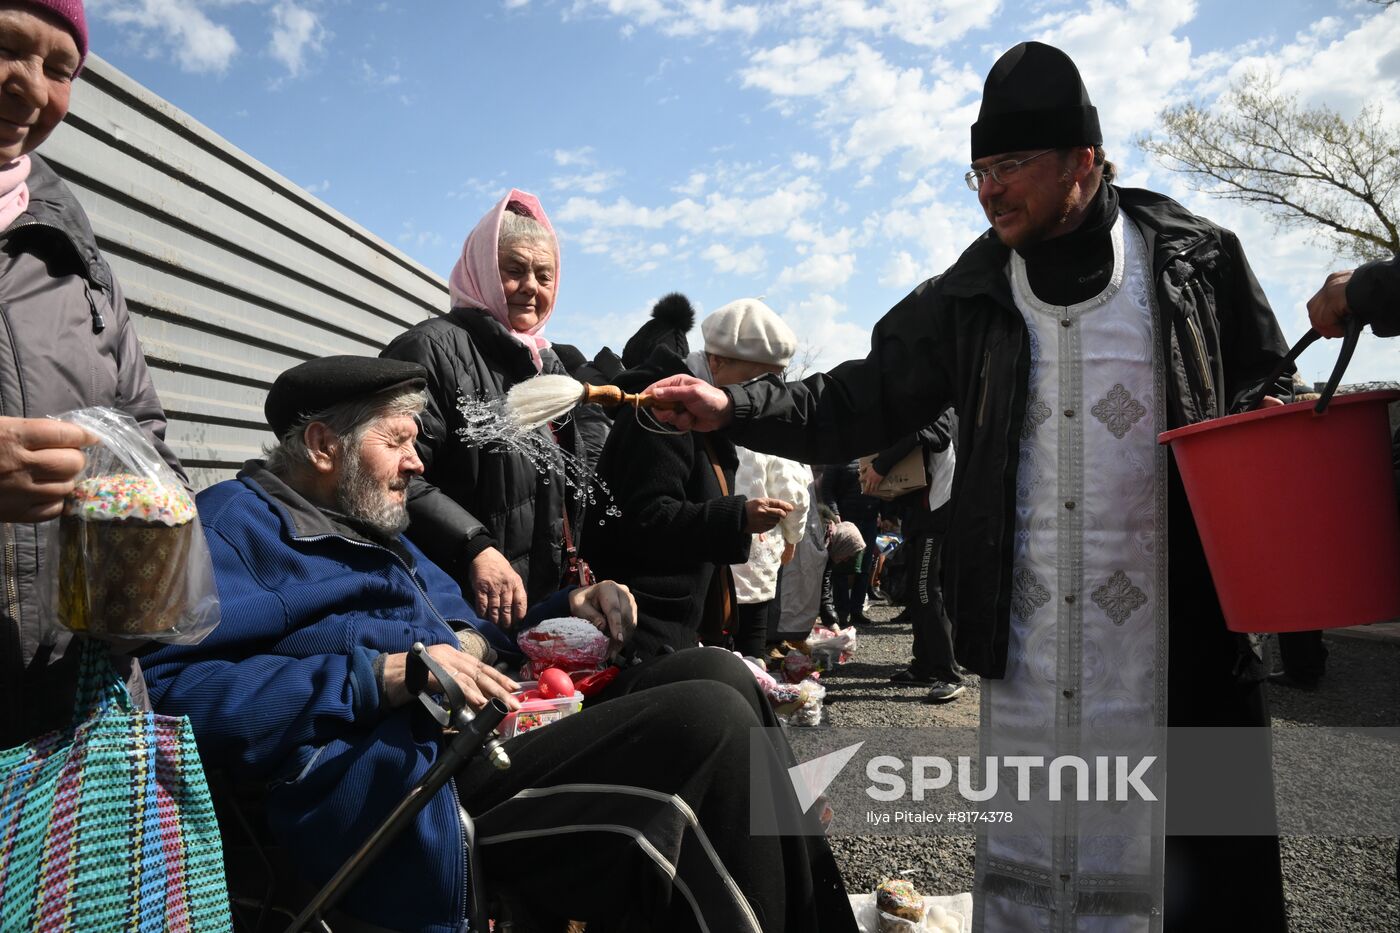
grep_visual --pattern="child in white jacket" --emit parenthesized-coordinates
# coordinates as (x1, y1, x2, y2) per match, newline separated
(731, 448, 811, 658)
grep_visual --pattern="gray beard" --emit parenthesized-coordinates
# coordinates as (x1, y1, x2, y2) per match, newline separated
(335, 447, 410, 539)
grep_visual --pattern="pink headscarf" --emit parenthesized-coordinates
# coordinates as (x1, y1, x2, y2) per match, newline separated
(448, 188, 558, 372)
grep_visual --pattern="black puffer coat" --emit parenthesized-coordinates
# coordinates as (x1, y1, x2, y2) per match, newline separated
(581, 347, 750, 659)
(380, 307, 607, 604)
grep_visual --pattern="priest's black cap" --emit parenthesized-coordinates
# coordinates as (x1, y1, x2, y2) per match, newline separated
(971, 42, 1101, 161)
(265, 356, 428, 438)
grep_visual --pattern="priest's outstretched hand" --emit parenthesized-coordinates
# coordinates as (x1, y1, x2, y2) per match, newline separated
(647, 375, 734, 432)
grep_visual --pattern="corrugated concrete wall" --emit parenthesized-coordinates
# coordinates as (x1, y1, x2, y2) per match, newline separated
(40, 55, 448, 491)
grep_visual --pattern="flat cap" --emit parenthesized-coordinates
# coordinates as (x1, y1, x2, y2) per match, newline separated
(265, 355, 428, 438)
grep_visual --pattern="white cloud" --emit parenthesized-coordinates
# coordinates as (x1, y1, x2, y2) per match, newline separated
(775, 250, 855, 290)
(742, 38, 855, 96)
(576, 0, 998, 48)
(553, 146, 597, 167)
(571, 0, 761, 37)
(359, 59, 402, 86)
(94, 0, 240, 74)
(777, 292, 871, 373)
(450, 176, 511, 200)
(551, 169, 624, 194)
(558, 175, 826, 238)
(303, 178, 331, 194)
(397, 221, 445, 249)
(1215, 4, 1400, 117)
(702, 242, 767, 275)
(879, 250, 921, 288)
(743, 39, 983, 175)
(268, 2, 326, 77)
(776, 0, 1000, 50)
(1027, 0, 1197, 148)
(674, 172, 708, 196)
(867, 187, 983, 280)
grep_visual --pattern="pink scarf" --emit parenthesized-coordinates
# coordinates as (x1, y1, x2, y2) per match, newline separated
(0, 157, 32, 232)
(448, 188, 558, 372)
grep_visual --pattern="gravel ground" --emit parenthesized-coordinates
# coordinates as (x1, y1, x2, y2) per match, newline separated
(817, 600, 1400, 932)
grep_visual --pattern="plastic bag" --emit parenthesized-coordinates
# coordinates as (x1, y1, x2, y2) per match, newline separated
(48, 407, 218, 644)
(782, 648, 818, 683)
(518, 617, 611, 674)
(809, 623, 858, 667)
(727, 649, 826, 726)
(770, 676, 825, 727)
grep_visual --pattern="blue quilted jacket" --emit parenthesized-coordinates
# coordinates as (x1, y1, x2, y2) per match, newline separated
(143, 463, 572, 932)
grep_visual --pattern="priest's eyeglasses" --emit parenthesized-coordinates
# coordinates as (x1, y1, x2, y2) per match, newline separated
(964, 149, 1055, 191)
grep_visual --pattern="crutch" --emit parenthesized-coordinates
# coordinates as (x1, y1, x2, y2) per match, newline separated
(285, 642, 513, 932)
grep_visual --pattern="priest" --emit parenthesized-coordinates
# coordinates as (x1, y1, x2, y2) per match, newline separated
(649, 41, 1291, 933)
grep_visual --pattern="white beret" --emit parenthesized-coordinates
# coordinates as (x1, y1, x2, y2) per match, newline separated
(701, 298, 798, 367)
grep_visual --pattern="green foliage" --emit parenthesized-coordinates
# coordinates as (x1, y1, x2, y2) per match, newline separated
(1137, 72, 1399, 262)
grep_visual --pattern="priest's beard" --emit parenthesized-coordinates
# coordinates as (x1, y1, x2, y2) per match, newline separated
(1056, 184, 1078, 228)
(994, 176, 1082, 250)
(335, 446, 411, 539)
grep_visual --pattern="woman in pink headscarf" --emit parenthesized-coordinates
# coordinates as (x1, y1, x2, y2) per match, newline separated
(381, 191, 607, 629)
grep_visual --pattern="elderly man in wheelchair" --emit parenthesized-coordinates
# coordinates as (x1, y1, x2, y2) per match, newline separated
(142, 356, 856, 933)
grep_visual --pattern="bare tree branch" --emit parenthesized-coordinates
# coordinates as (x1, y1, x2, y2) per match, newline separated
(1136, 72, 1400, 262)
(785, 338, 821, 381)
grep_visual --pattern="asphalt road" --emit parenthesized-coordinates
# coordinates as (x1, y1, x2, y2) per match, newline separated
(817, 601, 1400, 932)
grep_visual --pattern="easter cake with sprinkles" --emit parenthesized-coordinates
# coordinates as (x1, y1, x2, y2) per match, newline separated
(58, 472, 199, 636)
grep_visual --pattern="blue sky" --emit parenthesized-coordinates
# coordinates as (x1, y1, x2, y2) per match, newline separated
(85, 0, 1399, 385)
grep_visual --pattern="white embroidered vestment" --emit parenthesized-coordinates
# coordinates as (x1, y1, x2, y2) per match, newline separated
(973, 213, 1169, 933)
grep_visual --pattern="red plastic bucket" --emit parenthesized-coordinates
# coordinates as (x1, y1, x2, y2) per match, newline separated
(1159, 390, 1400, 633)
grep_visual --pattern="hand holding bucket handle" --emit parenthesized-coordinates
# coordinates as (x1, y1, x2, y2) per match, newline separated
(1234, 313, 1362, 416)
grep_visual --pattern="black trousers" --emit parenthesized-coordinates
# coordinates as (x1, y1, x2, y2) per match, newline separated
(904, 503, 961, 682)
(458, 648, 856, 933)
(1278, 629, 1328, 683)
(735, 598, 776, 659)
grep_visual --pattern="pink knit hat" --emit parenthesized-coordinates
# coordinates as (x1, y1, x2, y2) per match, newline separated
(20, 1, 88, 70)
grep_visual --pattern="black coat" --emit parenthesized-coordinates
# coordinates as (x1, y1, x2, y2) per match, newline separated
(725, 186, 1290, 692)
(818, 460, 880, 526)
(872, 411, 956, 514)
(1347, 254, 1400, 336)
(581, 348, 750, 659)
(380, 308, 608, 603)
(724, 185, 1292, 926)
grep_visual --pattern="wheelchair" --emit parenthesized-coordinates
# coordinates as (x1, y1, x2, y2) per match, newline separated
(211, 643, 573, 933)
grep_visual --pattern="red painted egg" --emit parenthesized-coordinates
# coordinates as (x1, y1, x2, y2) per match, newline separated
(536, 668, 574, 699)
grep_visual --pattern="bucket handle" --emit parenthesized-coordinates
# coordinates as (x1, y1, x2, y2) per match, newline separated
(1234, 314, 1362, 416)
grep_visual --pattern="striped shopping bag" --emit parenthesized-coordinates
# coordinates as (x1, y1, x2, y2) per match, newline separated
(0, 641, 231, 930)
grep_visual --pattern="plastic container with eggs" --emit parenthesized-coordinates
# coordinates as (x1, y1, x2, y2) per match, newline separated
(500, 617, 613, 739)
(498, 667, 584, 739)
